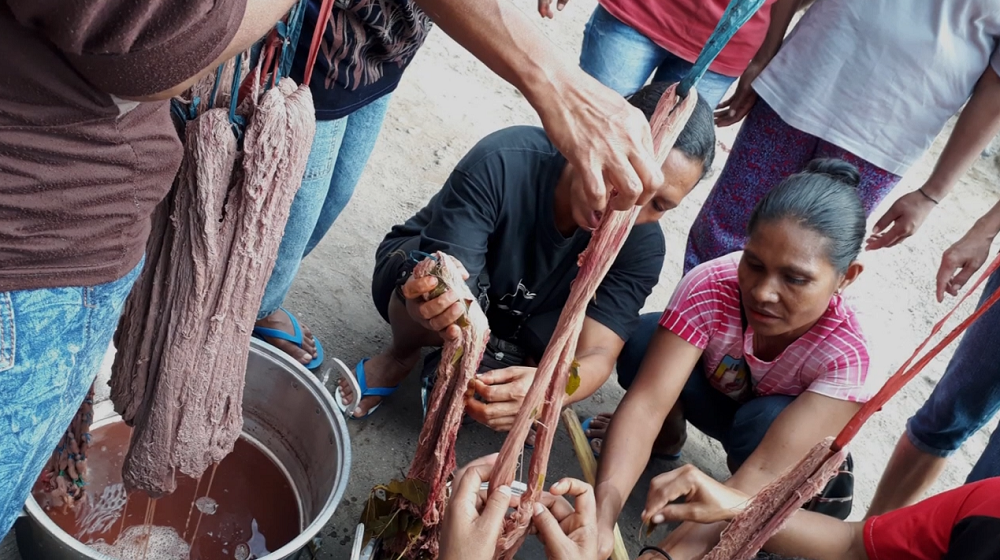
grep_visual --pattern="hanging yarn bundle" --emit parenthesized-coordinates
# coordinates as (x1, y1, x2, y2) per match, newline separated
(108, 1, 320, 497)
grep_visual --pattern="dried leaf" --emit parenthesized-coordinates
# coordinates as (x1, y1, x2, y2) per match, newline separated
(387, 478, 430, 506)
(566, 360, 581, 397)
(450, 346, 464, 367)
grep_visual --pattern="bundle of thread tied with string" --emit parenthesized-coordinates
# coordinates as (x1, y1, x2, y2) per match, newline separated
(108, 1, 321, 497)
(39, 385, 96, 511)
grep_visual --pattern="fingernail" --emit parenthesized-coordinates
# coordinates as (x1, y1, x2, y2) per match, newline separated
(533, 502, 545, 515)
(498, 485, 512, 496)
(652, 514, 664, 524)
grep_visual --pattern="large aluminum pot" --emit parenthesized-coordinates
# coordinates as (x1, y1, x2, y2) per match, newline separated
(16, 338, 351, 560)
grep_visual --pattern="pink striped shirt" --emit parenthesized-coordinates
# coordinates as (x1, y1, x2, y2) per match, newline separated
(660, 253, 872, 403)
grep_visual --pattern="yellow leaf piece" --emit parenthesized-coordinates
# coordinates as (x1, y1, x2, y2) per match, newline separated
(450, 346, 464, 367)
(566, 360, 582, 397)
(535, 473, 546, 494)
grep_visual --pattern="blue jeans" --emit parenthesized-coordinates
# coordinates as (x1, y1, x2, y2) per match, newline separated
(0, 261, 142, 535)
(907, 265, 1000, 483)
(579, 5, 736, 109)
(258, 95, 392, 318)
(617, 313, 794, 470)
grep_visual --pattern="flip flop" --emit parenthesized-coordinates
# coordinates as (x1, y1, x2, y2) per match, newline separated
(581, 416, 682, 461)
(253, 307, 324, 370)
(335, 358, 400, 420)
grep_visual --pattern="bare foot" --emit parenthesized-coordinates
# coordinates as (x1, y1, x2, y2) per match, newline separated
(585, 413, 613, 456)
(337, 350, 418, 418)
(255, 309, 317, 365)
(584, 412, 682, 458)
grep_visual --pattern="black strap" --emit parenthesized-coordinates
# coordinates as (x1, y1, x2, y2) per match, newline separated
(738, 288, 748, 334)
(640, 546, 674, 560)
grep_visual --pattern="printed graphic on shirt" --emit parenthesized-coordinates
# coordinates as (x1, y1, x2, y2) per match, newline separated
(495, 279, 537, 317)
(322, 0, 431, 90)
(711, 354, 752, 401)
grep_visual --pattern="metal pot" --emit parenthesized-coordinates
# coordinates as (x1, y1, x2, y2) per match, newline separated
(16, 338, 351, 560)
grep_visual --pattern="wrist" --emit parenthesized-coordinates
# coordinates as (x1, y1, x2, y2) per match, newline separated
(918, 179, 952, 201)
(971, 215, 1000, 240)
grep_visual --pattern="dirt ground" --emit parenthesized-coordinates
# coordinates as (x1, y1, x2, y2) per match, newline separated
(47, 1, 1000, 559)
(287, 2, 1000, 557)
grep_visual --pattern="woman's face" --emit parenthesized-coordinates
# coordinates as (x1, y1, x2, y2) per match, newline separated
(738, 218, 859, 339)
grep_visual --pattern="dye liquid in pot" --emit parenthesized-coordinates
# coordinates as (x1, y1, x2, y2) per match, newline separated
(33, 422, 301, 560)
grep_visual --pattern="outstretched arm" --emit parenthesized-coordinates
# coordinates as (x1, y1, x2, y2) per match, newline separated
(467, 317, 625, 431)
(715, 0, 807, 126)
(935, 197, 1000, 301)
(868, 65, 1000, 250)
(593, 328, 703, 558)
(642, 465, 866, 560)
(653, 391, 860, 559)
(411, 0, 662, 213)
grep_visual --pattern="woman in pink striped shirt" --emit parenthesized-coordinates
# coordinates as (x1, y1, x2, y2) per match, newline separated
(590, 159, 873, 559)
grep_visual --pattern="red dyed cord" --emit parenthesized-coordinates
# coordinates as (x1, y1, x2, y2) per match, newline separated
(832, 251, 1000, 451)
(302, 0, 334, 87)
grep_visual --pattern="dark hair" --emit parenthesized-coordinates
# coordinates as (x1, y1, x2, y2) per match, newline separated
(747, 158, 865, 274)
(627, 82, 716, 178)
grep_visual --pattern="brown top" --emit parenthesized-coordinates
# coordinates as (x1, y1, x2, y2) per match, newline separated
(0, 0, 247, 292)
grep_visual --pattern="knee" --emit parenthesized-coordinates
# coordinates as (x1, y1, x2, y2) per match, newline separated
(725, 395, 795, 470)
(615, 312, 662, 390)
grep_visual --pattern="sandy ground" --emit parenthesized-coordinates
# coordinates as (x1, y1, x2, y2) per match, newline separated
(13, 2, 999, 559)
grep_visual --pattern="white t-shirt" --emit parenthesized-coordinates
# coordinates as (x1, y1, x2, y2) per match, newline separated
(753, 0, 1000, 175)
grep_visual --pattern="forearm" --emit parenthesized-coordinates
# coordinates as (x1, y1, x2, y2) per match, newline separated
(128, 0, 298, 101)
(752, 0, 804, 63)
(411, 0, 573, 114)
(923, 67, 1000, 200)
(970, 199, 1000, 239)
(764, 514, 866, 560)
(594, 398, 663, 530)
(659, 494, 864, 560)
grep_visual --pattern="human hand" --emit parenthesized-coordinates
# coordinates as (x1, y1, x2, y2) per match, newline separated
(537, 0, 568, 19)
(535, 72, 662, 216)
(936, 226, 996, 302)
(642, 464, 748, 526)
(466, 366, 537, 431)
(533, 478, 600, 560)
(597, 525, 616, 560)
(440, 460, 516, 560)
(866, 189, 937, 251)
(401, 259, 470, 342)
(714, 59, 763, 127)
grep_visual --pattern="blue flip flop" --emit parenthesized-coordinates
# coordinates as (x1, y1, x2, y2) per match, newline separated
(253, 307, 324, 370)
(581, 416, 682, 461)
(335, 358, 400, 420)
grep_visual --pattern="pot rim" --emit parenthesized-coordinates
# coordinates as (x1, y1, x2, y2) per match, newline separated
(23, 337, 351, 560)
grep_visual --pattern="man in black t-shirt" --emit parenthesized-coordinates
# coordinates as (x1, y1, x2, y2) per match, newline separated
(337, 83, 717, 423)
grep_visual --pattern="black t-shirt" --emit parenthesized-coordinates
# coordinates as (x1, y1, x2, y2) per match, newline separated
(380, 126, 665, 358)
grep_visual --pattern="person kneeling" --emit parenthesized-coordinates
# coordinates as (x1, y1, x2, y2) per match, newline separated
(592, 159, 876, 558)
(336, 82, 716, 425)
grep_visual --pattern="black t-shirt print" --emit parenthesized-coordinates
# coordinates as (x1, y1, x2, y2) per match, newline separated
(379, 126, 666, 360)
